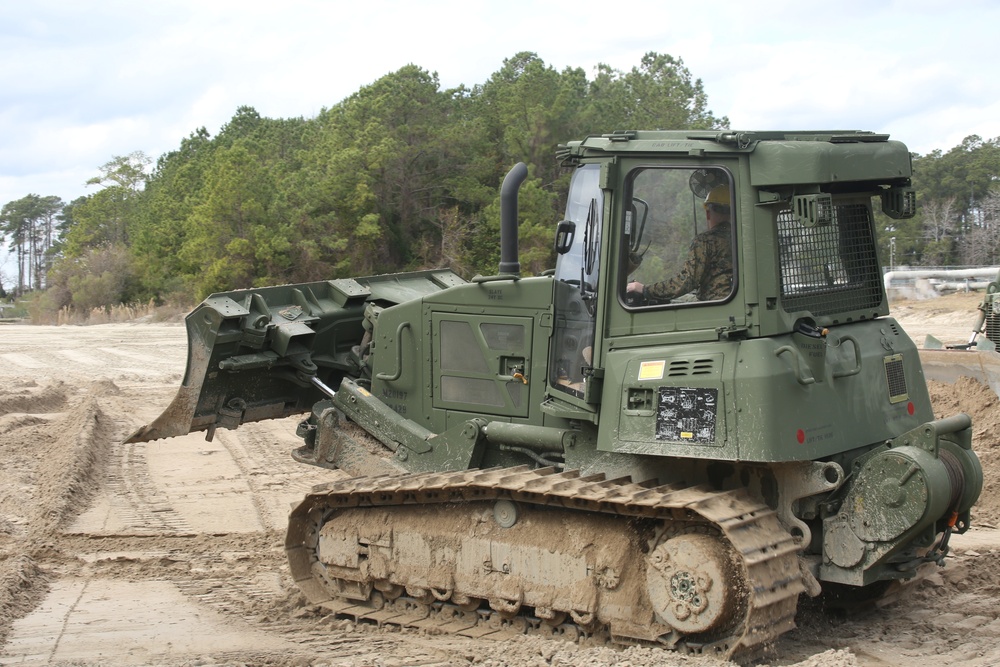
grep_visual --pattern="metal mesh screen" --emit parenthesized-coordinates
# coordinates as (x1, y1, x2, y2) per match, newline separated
(777, 203, 882, 316)
(986, 314, 1000, 345)
(985, 297, 1000, 345)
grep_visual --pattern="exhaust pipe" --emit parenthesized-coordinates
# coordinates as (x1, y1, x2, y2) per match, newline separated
(499, 162, 528, 276)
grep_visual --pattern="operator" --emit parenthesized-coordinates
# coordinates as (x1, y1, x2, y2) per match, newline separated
(627, 185, 733, 303)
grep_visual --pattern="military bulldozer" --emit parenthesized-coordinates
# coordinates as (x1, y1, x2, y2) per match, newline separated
(130, 130, 983, 661)
(920, 268, 1000, 396)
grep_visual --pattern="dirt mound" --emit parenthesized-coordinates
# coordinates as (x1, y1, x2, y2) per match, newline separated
(928, 377, 1000, 526)
(1, 322, 998, 667)
(0, 556, 45, 639)
(0, 382, 118, 535)
(0, 381, 68, 417)
(0, 379, 124, 647)
(0, 414, 50, 436)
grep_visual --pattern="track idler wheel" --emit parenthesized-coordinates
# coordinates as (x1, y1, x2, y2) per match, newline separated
(646, 532, 743, 634)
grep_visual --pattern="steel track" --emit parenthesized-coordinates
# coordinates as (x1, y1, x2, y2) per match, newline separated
(286, 466, 804, 662)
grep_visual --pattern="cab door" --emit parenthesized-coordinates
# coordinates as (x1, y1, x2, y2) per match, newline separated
(548, 164, 604, 402)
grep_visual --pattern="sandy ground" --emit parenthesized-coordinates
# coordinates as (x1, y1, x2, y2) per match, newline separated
(0, 293, 998, 667)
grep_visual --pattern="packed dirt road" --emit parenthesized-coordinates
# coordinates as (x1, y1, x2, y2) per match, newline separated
(0, 292, 998, 667)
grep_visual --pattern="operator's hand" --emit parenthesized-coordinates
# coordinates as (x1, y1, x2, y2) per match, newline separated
(625, 281, 647, 306)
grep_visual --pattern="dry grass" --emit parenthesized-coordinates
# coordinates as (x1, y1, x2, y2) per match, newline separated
(30, 300, 190, 326)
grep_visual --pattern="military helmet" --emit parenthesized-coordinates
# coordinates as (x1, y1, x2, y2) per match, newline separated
(704, 185, 731, 210)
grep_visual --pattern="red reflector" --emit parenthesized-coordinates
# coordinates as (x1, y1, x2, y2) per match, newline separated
(796, 429, 806, 444)
(907, 402, 914, 415)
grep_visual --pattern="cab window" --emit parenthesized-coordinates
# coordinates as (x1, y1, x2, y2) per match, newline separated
(623, 168, 735, 308)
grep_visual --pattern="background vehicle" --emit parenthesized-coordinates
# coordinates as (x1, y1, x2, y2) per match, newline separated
(130, 130, 983, 661)
(921, 268, 1000, 396)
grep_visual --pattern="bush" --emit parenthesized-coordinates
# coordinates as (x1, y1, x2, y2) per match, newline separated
(42, 245, 138, 311)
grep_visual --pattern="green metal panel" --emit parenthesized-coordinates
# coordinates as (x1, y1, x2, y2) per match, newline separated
(598, 344, 740, 460)
(733, 319, 933, 462)
(600, 318, 932, 464)
(367, 298, 428, 425)
(431, 312, 534, 418)
(750, 139, 911, 187)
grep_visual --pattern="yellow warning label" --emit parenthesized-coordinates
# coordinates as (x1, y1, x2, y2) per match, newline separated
(680, 432, 694, 439)
(638, 360, 666, 381)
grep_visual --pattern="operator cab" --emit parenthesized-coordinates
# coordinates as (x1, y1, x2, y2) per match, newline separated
(549, 163, 738, 400)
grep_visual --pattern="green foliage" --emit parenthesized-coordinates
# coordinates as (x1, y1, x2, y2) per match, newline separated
(179, 141, 274, 296)
(297, 65, 492, 275)
(584, 52, 728, 132)
(23, 52, 732, 308)
(0, 193, 64, 294)
(909, 136, 1000, 265)
(49, 51, 1000, 316)
(130, 128, 213, 298)
(45, 244, 140, 311)
(476, 53, 587, 183)
(62, 151, 153, 255)
(912, 136, 1000, 214)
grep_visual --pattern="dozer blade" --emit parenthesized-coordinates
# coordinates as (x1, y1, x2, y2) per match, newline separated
(126, 271, 466, 444)
(918, 348, 1000, 398)
(125, 285, 344, 444)
(126, 331, 214, 442)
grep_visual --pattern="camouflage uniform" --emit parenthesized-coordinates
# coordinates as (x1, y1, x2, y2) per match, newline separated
(644, 221, 733, 302)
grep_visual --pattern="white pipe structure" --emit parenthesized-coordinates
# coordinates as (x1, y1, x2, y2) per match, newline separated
(934, 281, 993, 291)
(883, 267, 1000, 292)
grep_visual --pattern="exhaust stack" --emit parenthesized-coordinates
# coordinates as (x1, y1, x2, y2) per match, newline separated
(499, 162, 528, 276)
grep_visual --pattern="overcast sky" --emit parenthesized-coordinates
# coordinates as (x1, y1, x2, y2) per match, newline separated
(2, 0, 999, 211)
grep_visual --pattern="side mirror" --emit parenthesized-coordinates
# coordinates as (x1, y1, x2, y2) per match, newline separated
(554, 220, 576, 254)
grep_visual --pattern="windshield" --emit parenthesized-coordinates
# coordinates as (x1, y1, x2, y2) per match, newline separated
(553, 164, 602, 289)
(549, 164, 602, 398)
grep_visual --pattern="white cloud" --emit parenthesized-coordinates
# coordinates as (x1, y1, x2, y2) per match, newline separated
(1, 0, 1000, 207)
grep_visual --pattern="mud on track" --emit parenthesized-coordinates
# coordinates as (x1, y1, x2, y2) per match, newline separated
(0, 306, 998, 667)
